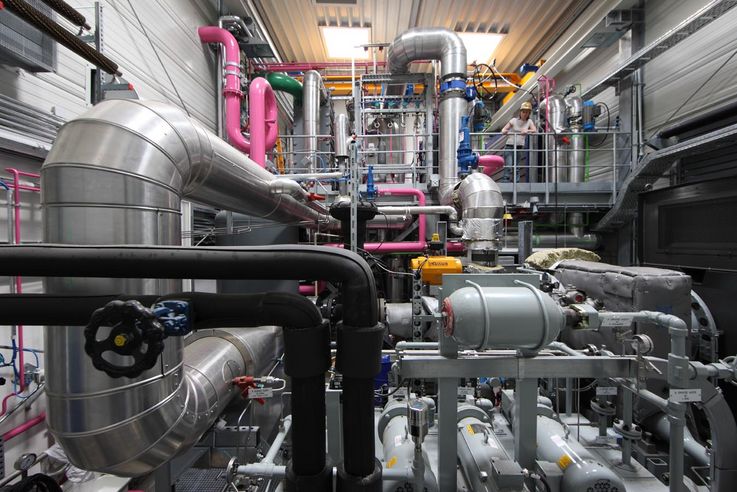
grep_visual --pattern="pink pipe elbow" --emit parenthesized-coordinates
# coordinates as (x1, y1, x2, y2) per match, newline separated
(248, 77, 279, 167)
(198, 26, 278, 167)
(2, 413, 45, 441)
(478, 155, 504, 177)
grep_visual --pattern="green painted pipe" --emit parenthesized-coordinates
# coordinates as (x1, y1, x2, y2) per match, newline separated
(266, 72, 302, 102)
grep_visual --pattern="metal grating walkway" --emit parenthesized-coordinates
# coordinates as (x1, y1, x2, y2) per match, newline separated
(175, 468, 228, 492)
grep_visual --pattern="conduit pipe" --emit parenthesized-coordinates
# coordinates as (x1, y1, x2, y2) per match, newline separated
(387, 28, 467, 205)
(198, 26, 278, 166)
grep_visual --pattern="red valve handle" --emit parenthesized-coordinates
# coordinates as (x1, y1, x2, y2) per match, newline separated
(232, 376, 265, 404)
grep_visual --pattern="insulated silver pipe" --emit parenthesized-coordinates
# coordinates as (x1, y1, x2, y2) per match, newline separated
(367, 214, 413, 230)
(540, 95, 568, 183)
(335, 113, 350, 195)
(565, 95, 585, 237)
(438, 96, 467, 204)
(41, 98, 305, 476)
(303, 71, 324, 173)
(377, 205, 457, 217)
(276, 172, 343, 181)
(387, 28, 467, 205)
(335, 112, 350, 158)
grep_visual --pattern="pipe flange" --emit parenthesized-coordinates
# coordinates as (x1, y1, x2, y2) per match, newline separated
(613, 420, 643, 441)
(225, 456, 239, 485)
(590, 398, 616, 416)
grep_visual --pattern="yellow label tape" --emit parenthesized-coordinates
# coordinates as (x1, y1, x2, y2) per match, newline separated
(557, 454, 573, 470)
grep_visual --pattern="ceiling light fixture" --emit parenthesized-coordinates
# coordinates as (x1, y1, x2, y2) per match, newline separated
(321, 26, 370, 60)
(457, 32, 505, 65)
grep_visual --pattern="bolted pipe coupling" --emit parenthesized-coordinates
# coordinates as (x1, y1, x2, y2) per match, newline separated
(442, 280, 565, 353)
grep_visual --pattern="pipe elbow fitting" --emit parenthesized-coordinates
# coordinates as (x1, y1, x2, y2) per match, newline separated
(270, 179, 308, 200)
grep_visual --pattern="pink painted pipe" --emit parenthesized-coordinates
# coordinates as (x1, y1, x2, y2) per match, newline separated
(248, 77, 278, 167)
(198, 26, 278, 166)
(2, 412, 45, 441)
(6, 168, 40, 392)
(299, 281, 327, 296)
(327, 188, 429, 253)
(478, 155, 504, 177)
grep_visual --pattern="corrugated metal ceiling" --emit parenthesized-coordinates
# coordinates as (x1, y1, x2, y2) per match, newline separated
(252, 0, 591, 72)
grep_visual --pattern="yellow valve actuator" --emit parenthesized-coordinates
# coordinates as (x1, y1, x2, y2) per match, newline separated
(410, 256, 463, 285)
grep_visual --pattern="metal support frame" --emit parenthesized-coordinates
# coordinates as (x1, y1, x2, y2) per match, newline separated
(513, 379, 538, 471)
(349, 141, 359, 253)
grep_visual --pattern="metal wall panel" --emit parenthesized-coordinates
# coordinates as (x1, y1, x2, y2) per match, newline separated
(0, 0, 217, 138)
(552, 0, 737, 181)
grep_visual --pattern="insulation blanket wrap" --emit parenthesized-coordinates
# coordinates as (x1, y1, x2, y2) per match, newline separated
(461, 217, 501, 242)
(554, 260, 692, 419)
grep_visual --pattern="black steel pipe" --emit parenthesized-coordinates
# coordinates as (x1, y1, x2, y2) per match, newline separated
(0, 292, 324, 329)
(0, 245, 377, 327)
(0, 244, 382, 489)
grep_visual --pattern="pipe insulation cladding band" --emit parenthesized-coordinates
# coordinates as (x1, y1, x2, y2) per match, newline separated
(442, 281, 565, 352)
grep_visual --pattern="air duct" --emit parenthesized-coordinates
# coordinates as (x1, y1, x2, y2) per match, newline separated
(387, 28, 467, 205)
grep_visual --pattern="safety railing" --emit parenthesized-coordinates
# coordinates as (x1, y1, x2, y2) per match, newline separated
(270, 130, 632, 207)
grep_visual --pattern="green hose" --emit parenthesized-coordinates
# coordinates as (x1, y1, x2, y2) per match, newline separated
(265, 72, 303, 102)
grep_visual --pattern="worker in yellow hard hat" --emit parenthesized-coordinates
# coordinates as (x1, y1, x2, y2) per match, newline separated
(500, 101, 537, 183)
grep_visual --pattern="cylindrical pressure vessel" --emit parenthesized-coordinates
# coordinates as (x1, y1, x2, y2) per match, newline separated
(442, 282, 564, 351)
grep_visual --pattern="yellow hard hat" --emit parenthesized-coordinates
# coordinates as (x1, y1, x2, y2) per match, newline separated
(520, 101, 533, 111)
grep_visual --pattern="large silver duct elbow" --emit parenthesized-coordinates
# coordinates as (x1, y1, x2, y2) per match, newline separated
(43, 99, 333, 227)
(387, 28, 467, 205)
(387, 27, 466, 78)
(41, 98, 313, 475)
